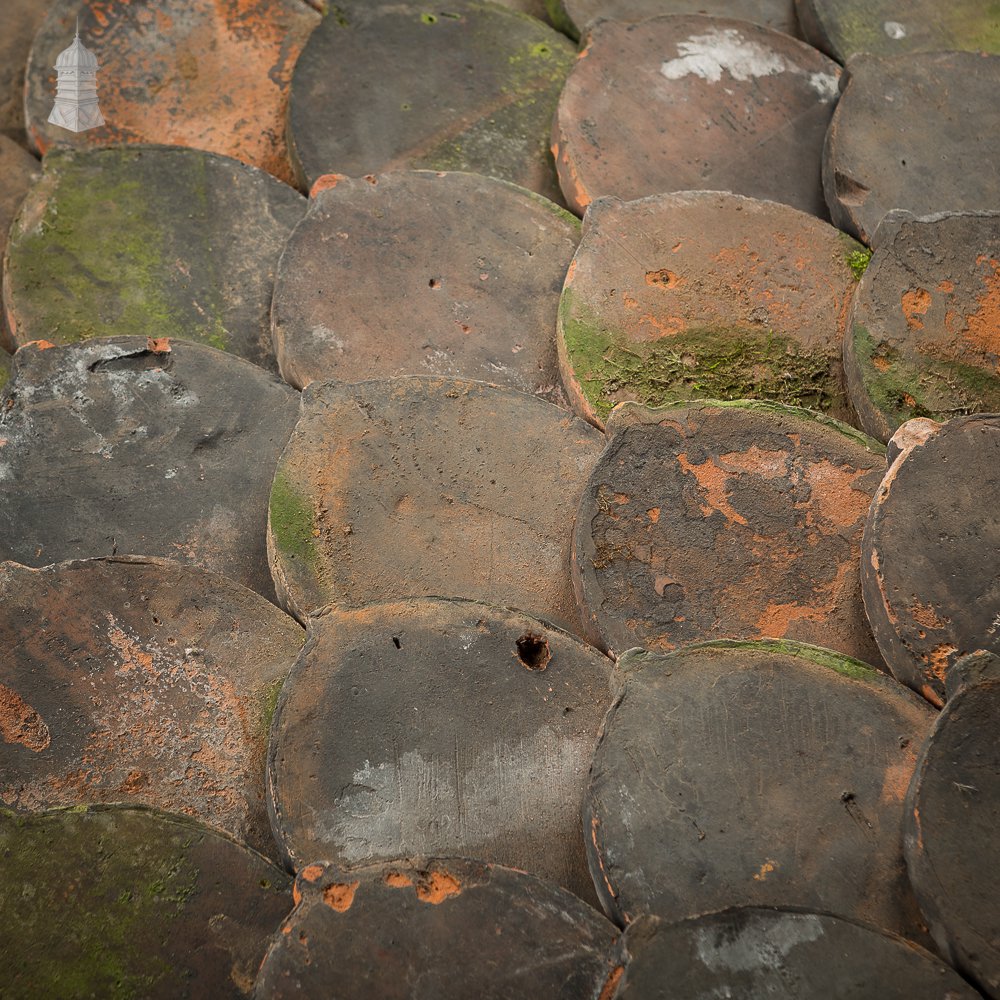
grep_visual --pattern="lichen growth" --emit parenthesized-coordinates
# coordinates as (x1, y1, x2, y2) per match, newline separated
(847, 248, 872, 281)
(543, 0, 579, 41)
(674, 638, 881, 682)
(260, 674, 286, 736)
(7, 148, 232, 352)
(270, 471, 318, 566)
(560, 289, 845, 422)
(852, 322, 1000, 433)
(0, 808, 202, 999)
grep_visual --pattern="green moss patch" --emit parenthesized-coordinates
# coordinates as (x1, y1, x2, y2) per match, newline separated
(270, 471, 318, 566)
(560, 289, 846, 422)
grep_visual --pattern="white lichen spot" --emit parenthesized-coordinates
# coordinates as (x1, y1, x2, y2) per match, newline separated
(808, 72, 839, 102)
(696, 913, 825, 972)
(660, 28, 788, 84)
(660, 27, 841, 103)
(165, 468, 177, 479)
(883, 21, 907, 39)
(310, 325, 346, 352)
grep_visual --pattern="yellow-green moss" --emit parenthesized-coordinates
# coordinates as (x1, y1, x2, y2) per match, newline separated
(270, 471, 318, 566)
(561, 289, 845, 421)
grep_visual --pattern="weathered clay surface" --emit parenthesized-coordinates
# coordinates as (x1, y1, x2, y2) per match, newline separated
(905, 654, 1000, 998)
(287, 1, 575, 203)
(24, 0, 320, 185)
(3, 145, 305, 369)
(0, 137, 40, 348)
(0, 0, 50, 145)
(267, 598, 612, 904)
(272, 170, 578, 401)
(547, 0, 799, 43)
(0, 805, 292, 999)
(574, 401, 885, 663)
(845, 211, 1000, 442)
(553, 16, 840, 218)
(796, 0, 1000, 63)
(824, 52, 1000, 245)
(558, 191, 865, 429)
(0, 337, 298, 601)
(585, 642, 935, 940)
(268, 377, 604, 636)
(614, 909, 979, 999)
(0, 557, 303, 857)
(253, 858, 620, 999)
(862, 415, 1000, 706)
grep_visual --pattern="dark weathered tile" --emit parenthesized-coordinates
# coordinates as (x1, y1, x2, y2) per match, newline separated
(824, 52, 1000, 244)
(0, 337, 298, 601)
(0, 805, 291, 1000)
(614, 909, 978, 998)
(575, 401, 885, 664)
(267, 598, 612, 903)
(862, 415, 1000, 706)
(272, 170, 578, 403)
(287, 1, 574, 203)
(253, 858, 619, 998)
(4, 145, 305, 369)
(797, 0, 1000, 63)
(586, 642, 934, 938)
(905, 652, 1000, 998)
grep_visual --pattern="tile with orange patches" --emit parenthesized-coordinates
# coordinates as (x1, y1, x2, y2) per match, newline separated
(323, 880, 359, 912)
(255, 857, 618, 997)
(0, 557, 303, 860)
(862, 414, 1000, 703)
(901, 287, 931, 329)
(577, 401, 885, 663)
(586, 643, 935, 937)
(556, 189, 860, 431)
(846, 212, 1000, 441)
(24, 0, 321, 185)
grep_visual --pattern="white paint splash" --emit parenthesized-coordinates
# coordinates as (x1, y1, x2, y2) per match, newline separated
(660, 27, 839, 101)
(696, 913, 825, 973)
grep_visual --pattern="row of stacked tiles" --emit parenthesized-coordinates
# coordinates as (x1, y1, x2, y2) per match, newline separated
(1, 353, 998, 990)
(4, 147, 1000, 442)
(2, 579, 998, 997)
(3, 1, 1000, 223)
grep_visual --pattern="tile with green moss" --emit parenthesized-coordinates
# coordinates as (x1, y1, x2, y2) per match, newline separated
(0, 337, 298, 600)
(0, 805, 291, 1000)
(586, 641, 934, 935)
(796, 0, 1000, 63)
(846, 212, 1000, 442)
(0, 557, 302, 858)
(823, 52, 1000, 245)
(3, 145, 305, 369)
(287, 1, 575, 204)
(267, 376, 603, 634)
(557, 191, 864, 430)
